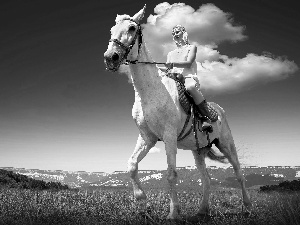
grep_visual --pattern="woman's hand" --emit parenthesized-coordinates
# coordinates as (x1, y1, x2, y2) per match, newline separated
(176, 73, 184, 83)
(164, 62, 174, 69)
(157, 66, 168, 72)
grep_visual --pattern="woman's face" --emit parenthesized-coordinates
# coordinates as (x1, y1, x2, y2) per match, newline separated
(172, 28, 183, 40)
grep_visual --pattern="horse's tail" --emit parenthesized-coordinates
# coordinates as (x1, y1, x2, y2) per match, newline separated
(207, 148, 227, 164)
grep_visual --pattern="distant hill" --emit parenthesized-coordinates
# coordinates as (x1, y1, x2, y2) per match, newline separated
(1, 166, 300, 190)
(0, 167, 108, 188)
(81, 166, 299, 191)
(0, 169, 69, 190)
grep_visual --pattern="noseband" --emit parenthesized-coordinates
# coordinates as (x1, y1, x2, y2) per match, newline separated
(109, 19, 143, 65)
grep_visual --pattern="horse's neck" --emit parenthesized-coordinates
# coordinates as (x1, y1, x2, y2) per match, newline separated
(128, 41, 162, 102)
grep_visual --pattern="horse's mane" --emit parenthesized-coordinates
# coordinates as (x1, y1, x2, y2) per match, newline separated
(115, 14, 132, 23)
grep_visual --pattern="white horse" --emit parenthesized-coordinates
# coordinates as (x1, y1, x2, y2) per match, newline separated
(104, 5, 251, 220)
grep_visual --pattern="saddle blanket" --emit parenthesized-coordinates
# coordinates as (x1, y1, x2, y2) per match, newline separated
(177, 111, 221, 149)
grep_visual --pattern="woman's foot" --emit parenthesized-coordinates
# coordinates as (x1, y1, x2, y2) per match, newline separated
(196, 100, 218, 132)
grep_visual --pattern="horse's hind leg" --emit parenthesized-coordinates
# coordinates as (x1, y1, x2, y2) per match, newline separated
(128, 134, 156, 200)
(215, 131, 252, 210)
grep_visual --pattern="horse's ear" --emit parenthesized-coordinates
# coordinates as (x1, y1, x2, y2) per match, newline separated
(132, 4, 146, 23)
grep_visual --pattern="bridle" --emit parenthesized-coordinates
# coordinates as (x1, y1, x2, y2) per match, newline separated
(107, 19, 164, 70)
(108, 19, 143, 66)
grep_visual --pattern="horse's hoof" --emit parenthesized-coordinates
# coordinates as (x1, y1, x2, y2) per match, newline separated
(186, 212, 210, 223)
(198, 205, 209, 215)
(134, 190, 146, 200)
(244, 202, 252, 212)
(166, 216, 181, 224)
(243, 204, 252, 217)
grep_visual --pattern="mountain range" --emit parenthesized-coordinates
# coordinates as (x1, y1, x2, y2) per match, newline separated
(1, 166, 300, 190)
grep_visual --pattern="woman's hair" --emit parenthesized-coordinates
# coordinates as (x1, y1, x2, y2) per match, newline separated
(172, 24, 189, 45)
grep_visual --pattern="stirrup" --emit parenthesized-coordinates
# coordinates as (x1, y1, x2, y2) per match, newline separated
(202, 118, 213, 133)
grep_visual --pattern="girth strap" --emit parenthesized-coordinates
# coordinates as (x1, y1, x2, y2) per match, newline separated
(177, 113, 192, 141)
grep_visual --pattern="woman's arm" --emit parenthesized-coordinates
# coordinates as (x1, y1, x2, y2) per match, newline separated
(163, 52, 172, 70)
(166, 51, 171, 63)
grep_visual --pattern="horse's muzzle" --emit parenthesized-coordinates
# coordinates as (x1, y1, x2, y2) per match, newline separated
(104, 51, 121, 72)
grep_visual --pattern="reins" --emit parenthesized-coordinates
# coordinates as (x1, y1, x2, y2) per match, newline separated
(124, 60, 165, 65)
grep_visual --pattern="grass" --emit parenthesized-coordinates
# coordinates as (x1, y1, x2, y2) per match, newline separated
(0, 187, 300, 225)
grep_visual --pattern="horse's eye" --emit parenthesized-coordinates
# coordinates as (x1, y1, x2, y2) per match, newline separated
(129, 26, 136, 32)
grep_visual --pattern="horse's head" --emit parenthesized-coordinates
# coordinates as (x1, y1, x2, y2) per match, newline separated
(104, 5, 146, 72)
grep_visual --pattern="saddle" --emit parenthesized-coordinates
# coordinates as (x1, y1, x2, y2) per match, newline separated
(165, 72, 219, 148)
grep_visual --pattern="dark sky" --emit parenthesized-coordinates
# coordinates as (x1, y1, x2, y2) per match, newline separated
(0, 0, 299, 172)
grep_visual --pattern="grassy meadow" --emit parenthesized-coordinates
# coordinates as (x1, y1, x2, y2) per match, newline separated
(1, 186, 300, 225)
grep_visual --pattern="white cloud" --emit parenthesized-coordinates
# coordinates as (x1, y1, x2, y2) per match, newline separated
(198, 53, 298, 95)
(149, 146, 161, 154)
(117, 3, 298, 95)
(194, 43, 221, 62)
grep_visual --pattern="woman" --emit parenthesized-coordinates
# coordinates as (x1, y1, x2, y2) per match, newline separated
(165, 25, 217, 132)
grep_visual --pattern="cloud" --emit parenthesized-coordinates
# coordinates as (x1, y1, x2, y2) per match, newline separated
(198, 53, 298, 95)
(118, 3, 298, 95)
(149, 146, 161, 154)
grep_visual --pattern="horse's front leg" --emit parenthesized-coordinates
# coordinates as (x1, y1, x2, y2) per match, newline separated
(165, 134, 180, 220)
(192, 148, 210, 215)
(128, 134, 156, 200)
